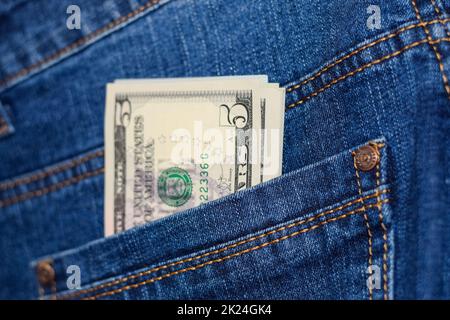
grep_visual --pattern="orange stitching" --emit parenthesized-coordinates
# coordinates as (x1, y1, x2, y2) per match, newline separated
(0, 167, 104, 208)
(430, 0, 450, 38)
(412, 0, 450, 98)
(0, 0, 161, 88)
(352, 151, 373, 300)
(0, 17, 447, 90)
(375, 159, 389, 300)
(56, 189, 389, 300)
(0, 149, 104, 191)
(81, 200, 390, 300)
(287, 37, 450, 108)
(286, 19, 450, 93)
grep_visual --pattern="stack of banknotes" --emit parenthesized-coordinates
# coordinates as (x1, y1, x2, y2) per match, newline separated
(104, 76, 285, 236)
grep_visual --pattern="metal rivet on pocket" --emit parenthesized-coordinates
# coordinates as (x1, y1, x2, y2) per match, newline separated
(354, 144, 380, 172)
(36, 260, 55, 287)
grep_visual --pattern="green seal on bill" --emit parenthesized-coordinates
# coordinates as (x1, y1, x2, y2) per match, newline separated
(157, 167, 193, 207)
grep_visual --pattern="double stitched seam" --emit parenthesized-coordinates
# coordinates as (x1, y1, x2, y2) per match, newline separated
(287, 37, 450, 108)
(352, 151, 373, 300)
(411, 0, 450, 98)
(0, 167, 104, 208)
(374, 144, 389, 300)
(286, 19, 450, 93)
(0, 149, 104, 191)
(0, 15, 448, 90)
(57, 191, 388, 299)
(430, 0, 450, 38)
(55, 190, 389, 300)
(80, 200, 390, 300)
(0, 0, 161, 88)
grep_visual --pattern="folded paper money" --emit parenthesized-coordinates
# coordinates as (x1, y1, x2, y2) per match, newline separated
(104, 76, 285, 236)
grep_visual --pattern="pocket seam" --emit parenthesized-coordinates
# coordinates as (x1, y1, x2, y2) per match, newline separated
(286, 18, 450, 94)
(0, 149, 104, 192)
(82, 199, 391, 300)
(287, 37, 450, 108)
(411, 0, 450, 99)
(0, 167, 104, 208)
(376, 161, 390, 300)
(352, 149, 374, 300)
(352, 142, 390, 300)
(53, 189, 390, 300)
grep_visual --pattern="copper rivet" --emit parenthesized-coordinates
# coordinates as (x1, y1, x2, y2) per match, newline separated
(354, 144, 380, 172)
(36, 260, 55, 287)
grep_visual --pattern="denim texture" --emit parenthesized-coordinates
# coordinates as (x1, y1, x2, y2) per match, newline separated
(0, 0, 449, 299)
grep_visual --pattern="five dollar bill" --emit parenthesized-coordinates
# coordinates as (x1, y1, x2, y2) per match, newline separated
(104, 76, 285, 236)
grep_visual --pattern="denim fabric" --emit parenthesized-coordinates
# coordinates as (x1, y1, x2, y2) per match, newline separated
(0, 0, 449, 299)
(33, 141, 393, 300)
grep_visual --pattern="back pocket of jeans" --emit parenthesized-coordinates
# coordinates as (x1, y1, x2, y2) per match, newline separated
(32, 138, 393, 300)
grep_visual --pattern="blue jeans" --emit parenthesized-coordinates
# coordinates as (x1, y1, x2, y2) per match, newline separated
(0, 0, 449, 299)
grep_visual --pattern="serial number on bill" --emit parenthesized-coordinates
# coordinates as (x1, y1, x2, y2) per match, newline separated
(177, 304, 272, 318)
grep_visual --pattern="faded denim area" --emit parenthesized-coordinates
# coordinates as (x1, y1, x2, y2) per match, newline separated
(0, 0, 449, 299)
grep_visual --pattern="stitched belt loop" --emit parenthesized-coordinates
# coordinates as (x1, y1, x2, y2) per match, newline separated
(84, 201, 391, 300)
(374, 143, 390, 300)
